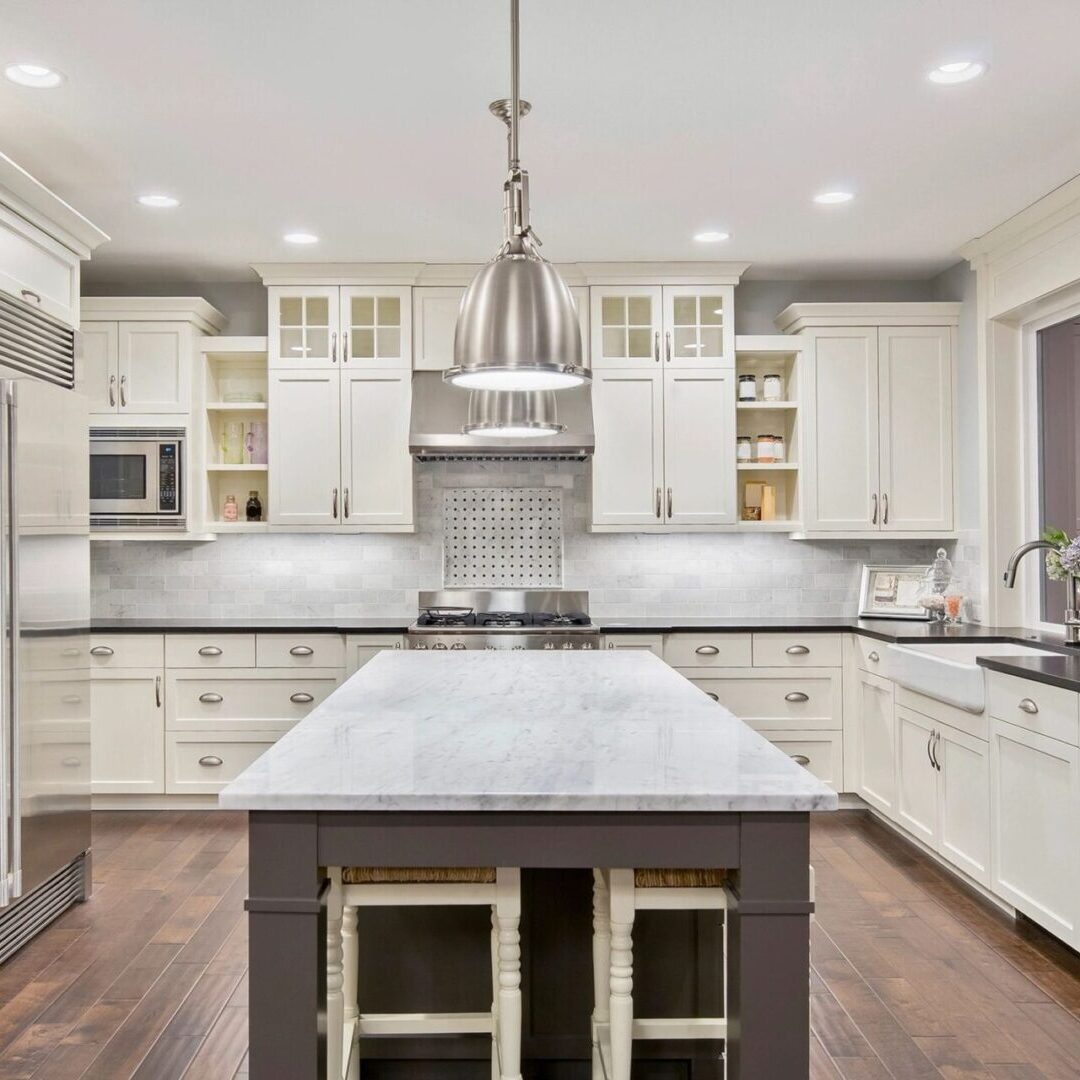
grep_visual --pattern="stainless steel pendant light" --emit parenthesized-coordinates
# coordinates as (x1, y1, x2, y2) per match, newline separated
(462, 388, 564, 438)
(445, 0, 588, 393)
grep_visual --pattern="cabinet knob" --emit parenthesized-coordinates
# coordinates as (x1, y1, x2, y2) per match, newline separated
(695, 645, 720, 656)
(867, 650, 880, 662)
(785, 691, 810, 703)
(290, 691, 315, 704)
(1018, 698, 1039, 715)
(790, 754, 811, 767)
(198, 692, 224, 704)
(198, 645, 223, 657)
(198, 755, 223, 768)
(785, 645, 810, 656)
(289, 645, 315, 657)
(89, 645, 114, 657)
(705, 691, 720, 702)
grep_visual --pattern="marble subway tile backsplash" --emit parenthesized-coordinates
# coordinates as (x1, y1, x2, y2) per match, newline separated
(91, 461, 952, 620)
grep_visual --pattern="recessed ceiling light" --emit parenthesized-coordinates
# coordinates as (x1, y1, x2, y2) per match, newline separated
(137, 193, 180, 209)
(4, 62, 64, 88)
(693, 230, 730, 243)
(813, 191, 855, 205)
(928, 60, 986, 84)
(283, 231, 318, 245)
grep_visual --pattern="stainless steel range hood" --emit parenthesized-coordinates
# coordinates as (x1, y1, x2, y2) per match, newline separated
(409, 371, 593, 460)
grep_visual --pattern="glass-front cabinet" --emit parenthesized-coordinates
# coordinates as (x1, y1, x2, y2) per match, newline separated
(269, 286, 410, 369)
(590, 285, 734, 370)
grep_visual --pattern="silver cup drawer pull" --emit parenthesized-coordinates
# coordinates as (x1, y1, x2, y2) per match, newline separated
(89, 645, 114, 657)
(867, 650, 880, 662)
(198, 755, 223, 768)
(695, 645, 720, 656)
(785, 691, 810, 703)
(705, 691, 720, 701)
(785, 645, 810, 656)
(790, 754, 811, 767)
(61, 756, 82, 768)
(198, 692, 224, 704)
(290, 692, 315, 704)
(198, 645, 223, 657)
(289, 645, 315, 657)
(1018, 698, 1039, 715)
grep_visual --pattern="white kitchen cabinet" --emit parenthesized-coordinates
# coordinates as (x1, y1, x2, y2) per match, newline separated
(165, 732, 278, 795)
(756, 729, 843, 789)
(269, 369, 341, 526)
(269, 287, 340, 369)
(852, 668, 896, 816)
(0, 202, 81, 327)
(81, 323, 118, 415)
(340, 369, 413, 527)
(660, 286, 734, 368)
(90, 668, 164, 795)
(117, 322, 193, 413)
(340, 286, 411, 369)
(591, 287, 661, 370)
(412, 286, 466, 371)
(346, 634, 404, 676)
(990, 716, 1080, 945)
(603, 634, 664, 656)
(895, 706, 938, 845)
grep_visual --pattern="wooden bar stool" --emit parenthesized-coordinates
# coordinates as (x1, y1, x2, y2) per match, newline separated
(590, 868, 731, 1080)
(326, 866, 522, 1080)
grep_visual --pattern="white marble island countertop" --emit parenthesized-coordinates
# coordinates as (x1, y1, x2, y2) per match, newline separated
(219, 651, 838, 813)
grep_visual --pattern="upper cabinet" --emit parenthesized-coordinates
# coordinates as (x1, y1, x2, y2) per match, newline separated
(80, 298, 225, 417)
(590, 285, 734, 370)
(777, 304, 959, 536)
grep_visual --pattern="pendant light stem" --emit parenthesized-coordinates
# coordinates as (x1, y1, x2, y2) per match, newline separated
(509, 0, 520, 171)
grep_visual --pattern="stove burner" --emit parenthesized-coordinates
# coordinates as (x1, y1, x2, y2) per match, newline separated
(533, 611, 591, 628)
(417, 607, 476, 628)
(477, 612, 531, 628)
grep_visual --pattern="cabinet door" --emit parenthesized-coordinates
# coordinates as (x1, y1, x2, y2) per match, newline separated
(117, 322, 192, 414)
(340, 369, 413, 528)
(346, 635, 404, 676)
(80, 322, 118, 414)
(341, 287, 411, 369)
(853, 669, 896, 816)
(759, 730, 843, 790)
(590, 287, 662, 370)
(990, 718, 1080, 944)
(661, 286, 734, 368)
(590, 369, 664, 527)
(937, 724, 990, 885)
(895, 706, 938, 846)
(878, 326, 954, 532)
(569, 286, 590, 368)
(91, 670, 164, 794)
(269, 287, 340, 369)
(603, 634, 665, 656)
(412, 286, 465, 371)
(662, 368, 736, 525)
(269, 370, 341, 526)
(804, 328, 880, 531)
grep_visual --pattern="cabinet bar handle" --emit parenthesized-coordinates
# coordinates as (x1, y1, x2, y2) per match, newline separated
(932, 731, 942, 771)
(790, 754, 811, 767)
(785, 645, 810, 656)
(785, 691, 809, 703)
(331, 330, 338, 363)
(653, 330, 660, 363)
(289, 645, 314, 656)
(198, 755, 223, 767)
(655, 487, 661, 519)
(108, 374, 116, 407)
(665, 330, 672, 363)
(20, 289, 41, 305)
(155, 676, 162, 708)
(332, 488, 338, 519)
(119, 374, 127, 407)
(871, 493, 878, 525)
(867, 650, 880, 662)
(199, 692, 223, 704)
(343, 487, 350, 520)
(89, 645, 114, 657)
(342, 331, 348, 364)
(198, 645, 223, 657)
(1018, 698, 1039, 715)
(695, 645, 720, 656)
(667, 487, 673, 518)
(705, 691, 719, 701)
(290, 692, 315, 704)
(883, 493, 889, 525)
(926, 729, 936, 769)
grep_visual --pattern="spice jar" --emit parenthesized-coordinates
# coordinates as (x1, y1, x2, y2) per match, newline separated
(762, 373, 783, 401)
(771, 434, 786, 462)
(736, 436, 753, 462)
(738, 375, 757, 401)
(755, 434, 776, 463)
(246, 490, 263, 522)
(223, 494, 238, 522)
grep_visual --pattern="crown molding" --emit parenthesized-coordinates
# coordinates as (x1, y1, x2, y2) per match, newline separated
(775, 301, 962, 333)
(81, 296, 226, 334)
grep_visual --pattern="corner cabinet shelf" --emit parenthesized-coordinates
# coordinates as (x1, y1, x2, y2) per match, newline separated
(734, 336, 803, 529)
(200, 337, 270, 532)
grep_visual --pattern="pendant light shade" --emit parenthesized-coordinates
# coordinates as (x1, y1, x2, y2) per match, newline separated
(445, 0, 589, 394)
(462, 388, 564, 438)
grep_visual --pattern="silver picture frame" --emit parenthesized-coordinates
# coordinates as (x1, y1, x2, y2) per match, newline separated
(858, 564, 931, 620)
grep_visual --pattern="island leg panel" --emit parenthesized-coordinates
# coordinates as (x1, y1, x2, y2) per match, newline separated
(247, 811, 325, 1080)
(726, 813, 812, 1079)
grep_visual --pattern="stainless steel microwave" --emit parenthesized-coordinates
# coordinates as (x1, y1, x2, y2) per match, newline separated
(89, 428, 185, 529)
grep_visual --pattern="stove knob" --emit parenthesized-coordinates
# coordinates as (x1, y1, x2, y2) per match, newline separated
(433, 642, 448, 650)
(581, 641, 594, 650)
(542, 642, 556, 650)
(512, 645, 525, 650)
(562, 642, 575, 650)
(450, 642, 466, 650)
(413, 642, 428, 650)
(484, 645, 498, 651)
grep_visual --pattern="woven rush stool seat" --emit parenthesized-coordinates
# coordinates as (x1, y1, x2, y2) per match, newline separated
(633, 868, 728, 888)
(342, 866, 497, 885)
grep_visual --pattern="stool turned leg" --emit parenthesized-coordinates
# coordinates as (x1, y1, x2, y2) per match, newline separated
(326, 869, 344, 1080)
(608, 869, 635, 1080)
(341, 904, 359, 1080)
(490, 906, 500, 1080)
(591, 870, 611, 1079)
(495, 869, 522, 1080)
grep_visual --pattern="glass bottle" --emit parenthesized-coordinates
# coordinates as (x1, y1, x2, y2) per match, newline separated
(223, 494, 238, 522)
(245, 490, 263, 522)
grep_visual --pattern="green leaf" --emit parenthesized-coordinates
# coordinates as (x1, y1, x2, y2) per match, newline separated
(1042, 526, 1069, 547)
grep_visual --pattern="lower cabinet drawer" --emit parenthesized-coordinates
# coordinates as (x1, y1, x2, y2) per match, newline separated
(165, 633, 256, 668)
(663, 633, 752, 669)
(988, 671, 1079, 746)
(753, 728, 842, 790)
(89, 633, 164, 669)
(680, 669, 841, 728)
(166, 732, 277, 794)
(256, 633, 345, 669)
(752, 633, 843, 668)
(166, 670, 339, 732)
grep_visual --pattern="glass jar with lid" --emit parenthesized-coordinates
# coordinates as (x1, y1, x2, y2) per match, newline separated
(737, 436, 753, 462)
(762, 373, 783, 401)
(755, 434, 776, 463)
(738, 375, 757, 401)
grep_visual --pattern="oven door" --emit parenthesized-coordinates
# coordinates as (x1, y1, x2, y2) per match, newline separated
(89, 441, 160, 515)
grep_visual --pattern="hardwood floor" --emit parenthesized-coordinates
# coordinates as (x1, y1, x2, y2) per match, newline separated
(2, 810, 1080, 1078)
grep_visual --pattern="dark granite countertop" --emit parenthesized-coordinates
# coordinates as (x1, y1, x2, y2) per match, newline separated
(977, 652, 1080, 692)
(90, 617, 413, 633)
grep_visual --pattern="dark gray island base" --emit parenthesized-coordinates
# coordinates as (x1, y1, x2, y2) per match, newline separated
(246, 809, 813, 1080)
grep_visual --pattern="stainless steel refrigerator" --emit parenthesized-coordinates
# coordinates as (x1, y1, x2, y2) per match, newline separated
(0, 302, 90, 964)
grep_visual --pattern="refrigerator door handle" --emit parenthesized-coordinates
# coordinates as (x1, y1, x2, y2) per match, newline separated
(0, 383, 12, 905)
(7, 384, 20, 899)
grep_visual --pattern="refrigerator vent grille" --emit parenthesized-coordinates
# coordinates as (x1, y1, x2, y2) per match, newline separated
(0, 293, 76, 389)
(0, 856, 85, 964)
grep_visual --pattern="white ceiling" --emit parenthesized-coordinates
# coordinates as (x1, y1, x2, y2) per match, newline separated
(3, 0, 1080, 283)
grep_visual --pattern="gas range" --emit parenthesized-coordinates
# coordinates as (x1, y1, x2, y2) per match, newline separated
(407, 590, 600, 651)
